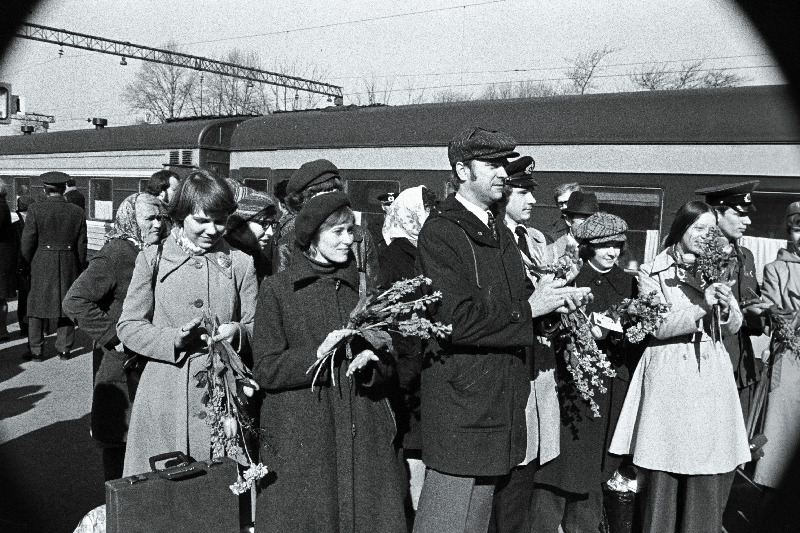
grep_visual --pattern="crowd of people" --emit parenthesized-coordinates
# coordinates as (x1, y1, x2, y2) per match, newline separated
(1, 125, 799, 533)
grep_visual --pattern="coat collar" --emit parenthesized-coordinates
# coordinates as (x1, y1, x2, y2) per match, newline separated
(155, 234, 234, 281)
(44, 195, 67, 203)
(289, 248, 360, 291)
(434, 194, 501, 248)
(577, 263, 631, 294)
(650, 246, 705, 294)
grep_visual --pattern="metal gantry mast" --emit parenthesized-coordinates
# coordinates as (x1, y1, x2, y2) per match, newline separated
(16, 23, 344, 102)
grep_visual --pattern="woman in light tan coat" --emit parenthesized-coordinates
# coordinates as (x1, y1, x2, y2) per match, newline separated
(117, 170, 258, 477)
(610, 201, 749, 533)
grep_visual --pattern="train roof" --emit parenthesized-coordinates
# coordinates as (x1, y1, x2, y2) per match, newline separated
(0, 116, 248, 156)
(230, 85, 800, 151)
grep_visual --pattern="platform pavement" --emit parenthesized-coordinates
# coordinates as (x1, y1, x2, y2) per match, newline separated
(0, 298, 103, 533)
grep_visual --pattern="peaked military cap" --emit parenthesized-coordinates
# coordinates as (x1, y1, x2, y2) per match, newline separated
(695, 180, 759, 214)
(38, 171, 71, 186)
(287, 159, 340, 196)
(786, 201, 800, 220)
(448, 127, 519, 165)
(505, 156, 538, 189)
(377, 192, 396, 205)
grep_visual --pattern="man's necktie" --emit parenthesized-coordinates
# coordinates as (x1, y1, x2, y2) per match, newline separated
(486, 211, 499, 242)
(515, 225, 531, 260)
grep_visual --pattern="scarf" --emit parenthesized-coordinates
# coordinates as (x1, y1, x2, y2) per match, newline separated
(105, 192, 163, 249)
(381, 185, 429, 246)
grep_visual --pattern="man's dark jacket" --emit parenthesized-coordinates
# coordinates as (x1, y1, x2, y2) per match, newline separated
(725, 245, 763, 389)
(21, 195, 87, 318)
(64, 189, 86, 212)
(417, 193, 535, 477)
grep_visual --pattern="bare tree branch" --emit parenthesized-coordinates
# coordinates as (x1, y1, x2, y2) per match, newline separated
(564, 46, 616, 95)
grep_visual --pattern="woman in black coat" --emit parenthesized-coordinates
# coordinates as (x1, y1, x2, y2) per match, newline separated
(62, 192, 164, 481)
(253, 192, 406, 533)
(531, 212, 638, 533)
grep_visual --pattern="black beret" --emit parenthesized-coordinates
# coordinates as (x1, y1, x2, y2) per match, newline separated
(695, 180, 759, 214)
(505, 156, 538, 189)
(287, 159, 340, 196)
(295, 192, 352, 249)
(39, 171, 71, 186)
(448, 127, 519, 165)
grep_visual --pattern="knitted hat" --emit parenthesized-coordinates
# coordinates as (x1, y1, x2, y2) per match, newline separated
(574, 212, 628, 244)
(295, 192, 352, 249)
(225, 179, 276, 227)
(448, 127, 519, 165)
(287, 159, 340, 196)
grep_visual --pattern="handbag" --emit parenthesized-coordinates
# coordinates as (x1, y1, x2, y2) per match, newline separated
(105, 452, 240, 533)
(122, 242, 163, 401)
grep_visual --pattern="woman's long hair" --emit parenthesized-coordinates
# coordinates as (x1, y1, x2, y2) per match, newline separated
(662, 200, 716, 250)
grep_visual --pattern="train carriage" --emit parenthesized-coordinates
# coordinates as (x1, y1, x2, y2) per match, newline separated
(228, 85, 800, 277)
(0, 116, 247, 250)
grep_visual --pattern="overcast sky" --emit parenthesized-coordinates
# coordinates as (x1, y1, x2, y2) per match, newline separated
(0, 0, 785, 131)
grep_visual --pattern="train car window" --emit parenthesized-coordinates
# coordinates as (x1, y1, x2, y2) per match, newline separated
(749, 191, 800, 239)
(90, 178, 114, 221)
(345, 180, 400, 214)
(243, 178, 271, 194)
(582, 186, 663, 268)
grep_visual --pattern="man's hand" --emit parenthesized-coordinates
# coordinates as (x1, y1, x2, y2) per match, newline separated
(528, 276, 593, 318)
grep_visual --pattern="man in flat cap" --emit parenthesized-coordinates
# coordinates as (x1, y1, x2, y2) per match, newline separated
(696, 180, 770, 415)
(414, 127, 591, 533)
(21, 171, 87, 361)
(275, 159, 379, 296)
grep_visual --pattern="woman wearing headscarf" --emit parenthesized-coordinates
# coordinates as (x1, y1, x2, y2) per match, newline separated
(530, 212, 638, 533)
(378, 185, 437, 514)
(117, 170, 258, 477)
(609, 201, 749, 533)
(253, 191, 406, 533)
(63, 192, 165, 480)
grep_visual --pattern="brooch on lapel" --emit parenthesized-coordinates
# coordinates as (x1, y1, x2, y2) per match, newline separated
(217, 254, 232, 269)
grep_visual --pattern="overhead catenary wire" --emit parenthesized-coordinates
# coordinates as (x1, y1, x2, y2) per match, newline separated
(180, 0, 508, 46)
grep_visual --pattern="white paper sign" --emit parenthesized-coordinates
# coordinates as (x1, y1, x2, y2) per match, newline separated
(592, 312, 623, 333)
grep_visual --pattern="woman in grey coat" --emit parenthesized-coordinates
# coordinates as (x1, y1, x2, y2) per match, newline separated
(117, 170, 258, 477)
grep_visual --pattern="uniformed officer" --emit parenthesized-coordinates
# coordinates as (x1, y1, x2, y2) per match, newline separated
(696, 180, 770, 415)
(501, 156, 547, 271)
(21, 171, 87, 361)
(378, 191, 396, 214)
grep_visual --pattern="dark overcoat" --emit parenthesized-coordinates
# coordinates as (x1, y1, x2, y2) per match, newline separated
(64, 189, 86, 211)
(252, 251, 406, 533)
(0, 200, 16, 298)
(724, 245, 763, 388)
(20, 195, 87, 318)
(535, 263, 638, 494)
(416, 193, 535, 477)
(378, 236, 423, 450)
(63, 238, 139, 444)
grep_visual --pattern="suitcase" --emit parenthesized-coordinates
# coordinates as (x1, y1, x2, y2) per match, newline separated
(105, 452, 240, 533)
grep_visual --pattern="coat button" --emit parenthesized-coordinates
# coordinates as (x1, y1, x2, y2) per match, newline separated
(193, 299, 204, 308)
(194, 260, 203, 269)
(595, 279, 603, 286)
(511, 310, 521, 321)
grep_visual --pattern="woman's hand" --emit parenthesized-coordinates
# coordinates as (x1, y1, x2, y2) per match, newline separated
(703, 284, 720, 309)
(713, 282, 733, 315)
(175, 317, 203, 349)
(208, 322, 240, 345)
(346, 349, 380, 378)
(317, 328, 358, 360)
